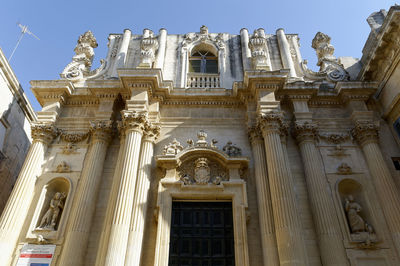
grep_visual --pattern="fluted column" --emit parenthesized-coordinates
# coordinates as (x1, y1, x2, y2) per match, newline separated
(0, 123, 57, 265)
(59, 120, 112, 266)
(293, 122, 349, 266)
(258, 113, 307, 266)
(95, 129, 126, 266)
(125, 123, 160, 266)
(248, 127, 280, 266)
(104, 111, 147, 266)
(352, 121, 400, 255)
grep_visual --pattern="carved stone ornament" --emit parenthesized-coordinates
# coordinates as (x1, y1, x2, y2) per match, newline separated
(194, 157, 211, 184)
(120, 110, 148, 133)
(319, 133, 350, 144)
(292, 121, 318, 143)
(178, 157, 228, 185)
(248, 28, 271, 70)
(143, 123, 161, 142)
(222, 141, 242, 157)
(31, 123, 58, 144)
(182, 26, 225, 55)
(59, 131, 89, 143)
(257, 113, 288, 136)
(61, 142, 78, 155)
(337, 162, 352, 175)
(351, 121, 379, 145)
(37, 192, 66, 231)
(89, 120, 113, 142)
(300, 32, 349, 82)
(139, 29, 159, 68)
(163, 139, 184, 155)
(55, 161, 70, 173)
(60, 30, 106, 81)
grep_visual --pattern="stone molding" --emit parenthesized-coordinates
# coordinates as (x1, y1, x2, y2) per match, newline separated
(89, 120, 113, 143)
(59, 132, 90, 143)
(351, 121, 380, 146)
(31, 122, 58, 144)
(292, 121, 319, 143)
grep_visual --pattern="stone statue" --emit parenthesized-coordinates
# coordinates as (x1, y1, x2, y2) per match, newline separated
(223, 141, 242, 156)
(344, 195, 373, 234)
(38, 192, 66, 230)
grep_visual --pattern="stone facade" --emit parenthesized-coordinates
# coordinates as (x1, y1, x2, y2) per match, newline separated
(0, 48, 36, 215)
(2, 6, 400, 266)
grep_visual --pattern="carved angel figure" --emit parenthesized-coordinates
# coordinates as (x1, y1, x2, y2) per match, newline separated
(38, 192, 66, 230)
(344, 195, 372, 234)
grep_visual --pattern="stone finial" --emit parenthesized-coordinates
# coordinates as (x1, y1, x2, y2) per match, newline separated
(248, 28, 271, 70)
(222, 141, 242, 157)
(163, 139, 184, 155)
(200, 25, 208, 35)
(367, 9, 387, 34)
(139, 29, 159, 68)
(196, 130, 208, 147)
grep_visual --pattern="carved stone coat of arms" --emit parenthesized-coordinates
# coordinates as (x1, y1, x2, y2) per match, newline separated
(194, 158, 211, 184)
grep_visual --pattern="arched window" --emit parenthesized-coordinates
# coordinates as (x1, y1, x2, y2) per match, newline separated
(189, 50, 218, 74)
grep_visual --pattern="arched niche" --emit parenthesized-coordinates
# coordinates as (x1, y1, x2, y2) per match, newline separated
(28, 177, 72, 242)
(336, 178, 377, 246)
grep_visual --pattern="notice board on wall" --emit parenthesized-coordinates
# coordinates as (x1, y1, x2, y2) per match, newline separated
(16, 244, 56, 266)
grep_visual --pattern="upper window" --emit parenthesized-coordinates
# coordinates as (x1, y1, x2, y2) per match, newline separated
(189, 50, 218, 74)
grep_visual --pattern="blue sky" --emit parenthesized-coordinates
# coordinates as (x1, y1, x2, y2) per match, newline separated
(0, 0, 396, 111)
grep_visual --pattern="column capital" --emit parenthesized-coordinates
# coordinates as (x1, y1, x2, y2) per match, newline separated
(351, 121, 379, 146)
(31, 122, 58, 144)
(120, 110, 148, 134)
(258, 112, 288, 137)
(248, 126, 263, 144)
(143, 123, 160, 143)
(292, 121, 318, 144)
(89, 120, 113, 143)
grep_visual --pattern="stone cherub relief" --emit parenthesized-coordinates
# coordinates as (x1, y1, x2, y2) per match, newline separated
(37, 192, 66, 231)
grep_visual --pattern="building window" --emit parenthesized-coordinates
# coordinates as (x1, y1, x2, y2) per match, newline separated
(189, 50, 218, 74)
(169, 201, 235, 266)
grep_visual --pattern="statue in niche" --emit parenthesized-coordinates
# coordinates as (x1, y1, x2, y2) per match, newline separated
(38, 192, 66, 230)
(344, 195, 374, 234)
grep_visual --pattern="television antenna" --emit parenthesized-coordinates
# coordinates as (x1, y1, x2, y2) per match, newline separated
(9, 23, 40, 61)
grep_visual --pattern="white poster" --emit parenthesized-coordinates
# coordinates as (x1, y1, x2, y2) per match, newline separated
(16, 244, 56, 266)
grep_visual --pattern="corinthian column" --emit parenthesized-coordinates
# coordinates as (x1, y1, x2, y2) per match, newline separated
(0, 123, 57, 265)
(293, 122, 349, 266)
(95, 129, 126, 266)
(258, 113, 307, 266)
(352, 121, 400, 255)
(59, 120, 112, 266)
(104, 111, 147, 266)
(248, 127, 279, 266)
(125, 123, 160, 266)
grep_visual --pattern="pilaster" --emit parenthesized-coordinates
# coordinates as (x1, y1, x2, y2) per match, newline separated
(58, 120, 112, 266)
(248, 126, 279, 266)
(0, 122, 57, 265)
